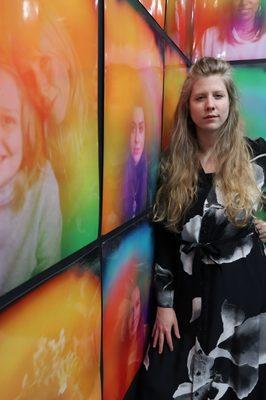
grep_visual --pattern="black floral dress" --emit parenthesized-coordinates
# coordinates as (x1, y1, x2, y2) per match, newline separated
(124, 138, 266, 400)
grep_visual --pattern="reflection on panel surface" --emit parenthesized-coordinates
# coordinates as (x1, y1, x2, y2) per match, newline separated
(165, 0, 193, 58)
(0, 251, 101, 400)
(193, 0, 266, 61)
(102, 0, 164, 234)
(0, 0, 99, 296)
(103, 221, 154, 400)
(233, 63, 266, 141)
(233, 62, 266, 220)
(162, 45, 187, 149)
(139, 0, 166, 27)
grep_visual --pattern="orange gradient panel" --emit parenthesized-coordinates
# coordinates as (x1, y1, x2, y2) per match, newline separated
(0, 261, 101, 400)
(102, 0, 163, 234)
(162, 46, 187, 149)
(0, 0, 99, 298)
(104, 260, 142, 400)
(139, 0, 166, 27)
(192, 0, 266, 61)
(192, 0, 227, 56)
(103, 223, 153, 400)
(165, 0, 193, 57)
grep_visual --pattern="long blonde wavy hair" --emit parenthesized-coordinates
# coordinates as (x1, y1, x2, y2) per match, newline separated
(154, 57, 263, 231)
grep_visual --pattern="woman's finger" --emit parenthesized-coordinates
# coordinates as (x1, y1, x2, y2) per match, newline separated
(173, 320, 181, 339)
(259, 232, 266, 242)
(158, 332, 164, 354)
(254, 219, 266, 242)
(165, 330, 174, 351)
(152, 323, 156, 338)
(152, 329, 159, 348)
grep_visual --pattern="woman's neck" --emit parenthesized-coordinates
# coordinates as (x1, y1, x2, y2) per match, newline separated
(196, 129, 217, 153)
(234, 17, 257, 40)
(196, 130, 217, 173)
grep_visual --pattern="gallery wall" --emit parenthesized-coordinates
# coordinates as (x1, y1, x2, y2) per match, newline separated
(0, 1, 265, 399)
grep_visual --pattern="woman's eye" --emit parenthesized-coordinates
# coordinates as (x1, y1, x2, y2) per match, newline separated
(1, 115, 16, 128)
(214, 94, 223, 99)
(131, 125, 136, 134)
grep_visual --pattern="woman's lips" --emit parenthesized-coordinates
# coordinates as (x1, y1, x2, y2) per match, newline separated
(236, 8, 252, 15)
(204, 115, 218, 120)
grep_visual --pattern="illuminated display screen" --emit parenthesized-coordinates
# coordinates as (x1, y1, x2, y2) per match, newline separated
(102, 0, 163, 233)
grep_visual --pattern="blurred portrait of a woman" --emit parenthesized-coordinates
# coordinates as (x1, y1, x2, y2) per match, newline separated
(122, 106, 148, 221)
(195, 0, 266, 61)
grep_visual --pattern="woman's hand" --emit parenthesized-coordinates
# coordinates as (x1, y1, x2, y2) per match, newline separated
(152, 306, 180, 354)
(254, 219, 266, 243)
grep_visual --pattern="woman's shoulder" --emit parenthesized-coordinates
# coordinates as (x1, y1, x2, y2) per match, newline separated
(246, 137, 266, 158)
(201, 26, 220, 44)
(32, 161, 60, 200)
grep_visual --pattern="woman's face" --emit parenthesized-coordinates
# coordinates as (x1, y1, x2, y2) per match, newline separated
(189, 75, 230, 136)
(232, 0, 260, 21)
(0, 70, 23, 188)
(130, 106, 145, 165)
(33, 33, 70, 125)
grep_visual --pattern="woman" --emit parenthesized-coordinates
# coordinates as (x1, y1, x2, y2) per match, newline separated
(0, 62, 61, 295)
(122, 106, 148, 221)
(125, 57, 266, 400)
(195, 0, 266, 61)
(104, 260, 147, 400)
(6, 0, 96, 256)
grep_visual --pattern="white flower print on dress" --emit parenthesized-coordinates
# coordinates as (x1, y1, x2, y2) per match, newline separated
(173, 301, 266, 400)
(180, 179, 256, 274)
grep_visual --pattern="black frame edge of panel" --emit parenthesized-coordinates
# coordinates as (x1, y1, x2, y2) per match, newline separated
(101, 208, 152, 244)
(230, 58, 266, 66)
(160, 39, 166, 152)
(129, 0, 191, 67)
(0, 240, 100, 312)
(98, 0, 105, 240)
(98, 1, 104, 399)
(0, 205, 153, 312)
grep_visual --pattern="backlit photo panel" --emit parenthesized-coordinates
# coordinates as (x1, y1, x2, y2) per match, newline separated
(0, 0, 99, 296)
(103, 221, 154, 400)
(233, 63, 266, 140)
(165, 0, 193, 58)
(233, 63, 266, 220)
(193, 0, 266, 61)
(0, 251, 101, 400)
(162, 45, 187, 149)
(102, 0, 164, 234)
(139, 0, 166, 28)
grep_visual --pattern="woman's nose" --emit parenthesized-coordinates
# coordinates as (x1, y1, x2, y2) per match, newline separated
(135, 130, 140, 142)
(205, 97, 215, 111)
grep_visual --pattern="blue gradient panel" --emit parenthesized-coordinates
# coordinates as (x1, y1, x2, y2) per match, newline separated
(103, 221, 154, 400)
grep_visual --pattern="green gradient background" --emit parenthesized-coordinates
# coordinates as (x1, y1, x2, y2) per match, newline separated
(233, 64, 266, 220)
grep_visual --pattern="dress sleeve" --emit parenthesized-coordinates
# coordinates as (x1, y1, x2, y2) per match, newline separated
(153, 222, 179, 308)
(249, 137, 266, 158)
(249, 137, 266, 187)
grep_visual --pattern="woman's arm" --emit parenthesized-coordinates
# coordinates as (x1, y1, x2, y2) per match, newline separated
(152, 306, 180, 354)
(152, 222, 181, 353)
